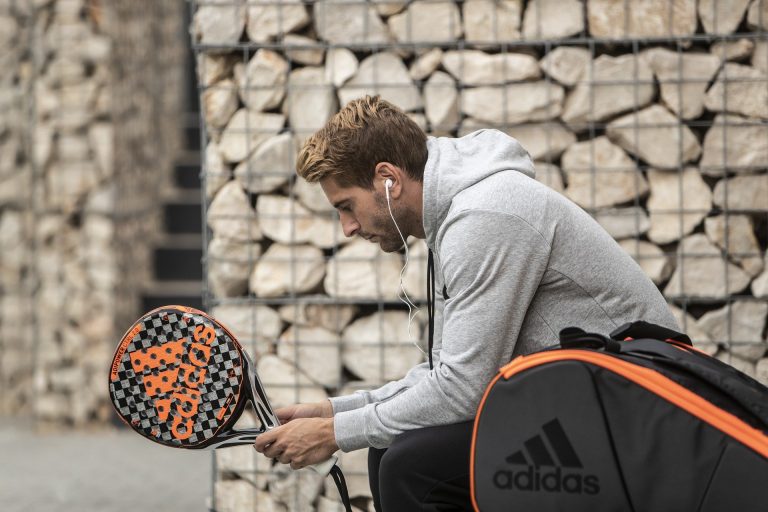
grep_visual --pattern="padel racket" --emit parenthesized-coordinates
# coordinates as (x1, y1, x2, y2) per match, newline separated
(108, 305, 350, 508)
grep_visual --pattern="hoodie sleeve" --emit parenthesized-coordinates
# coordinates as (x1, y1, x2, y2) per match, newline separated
(329, 362, 431, 413)
(332, 209, 551, 451)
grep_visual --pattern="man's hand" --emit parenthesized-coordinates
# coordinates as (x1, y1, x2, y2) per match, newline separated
(275, 400, 333, 423)
(253, 417, 338, 470)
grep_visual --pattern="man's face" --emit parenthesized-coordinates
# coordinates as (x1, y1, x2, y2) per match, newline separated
(320, 177, 404, 253)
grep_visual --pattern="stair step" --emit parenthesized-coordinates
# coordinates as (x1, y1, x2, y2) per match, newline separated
(174, 161, 202, 190)
(141, 280, 204, 311)
(153, 245, 203, 281)
(164, 200, 202, 235)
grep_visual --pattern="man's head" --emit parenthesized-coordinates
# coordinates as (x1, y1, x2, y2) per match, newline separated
(296, 96, 428, 251)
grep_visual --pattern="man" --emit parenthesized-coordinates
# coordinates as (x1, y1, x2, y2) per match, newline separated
(254, 96, 678, 510)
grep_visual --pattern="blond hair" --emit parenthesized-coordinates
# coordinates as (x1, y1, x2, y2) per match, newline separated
(296, 95, 427, 189)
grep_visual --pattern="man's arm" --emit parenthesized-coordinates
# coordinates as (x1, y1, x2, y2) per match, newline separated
(333, 210, 551, 451)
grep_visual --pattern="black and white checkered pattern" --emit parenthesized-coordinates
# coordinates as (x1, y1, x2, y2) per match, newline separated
(109, 307, 244, 447)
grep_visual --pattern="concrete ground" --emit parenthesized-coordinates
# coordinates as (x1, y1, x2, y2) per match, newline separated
(0, 418, 211, 512)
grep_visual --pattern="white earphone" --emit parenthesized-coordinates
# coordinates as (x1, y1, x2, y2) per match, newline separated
(385, 178, 393, 200)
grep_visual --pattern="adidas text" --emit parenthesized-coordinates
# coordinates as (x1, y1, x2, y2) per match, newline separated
(493, 466, 600, 495)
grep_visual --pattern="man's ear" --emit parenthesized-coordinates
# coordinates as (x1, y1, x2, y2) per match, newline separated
(374, 162, 402, 198)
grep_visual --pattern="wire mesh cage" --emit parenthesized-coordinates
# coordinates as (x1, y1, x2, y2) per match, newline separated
(189, 1, 768, 510)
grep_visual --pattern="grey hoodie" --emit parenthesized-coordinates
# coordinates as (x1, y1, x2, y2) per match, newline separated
(330, 129, 678, 452)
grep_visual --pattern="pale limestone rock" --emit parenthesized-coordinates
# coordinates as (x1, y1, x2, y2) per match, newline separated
(502, 122, 575, 161)
(388, 1, 462, 43)
(699, 0, 751, 34)
(245, 0, 309, 43)
(539, 47, 591, 87)
(257, 355, 329, 409)
(56, 134, 89, 162)
(534, 162, 565, 194)
(317, 495, 365, 512)
(713, 174, 768, 211)
(424, 71, 459, 135)
(203, 78, 238, 129)
(643, 48, 721, 120)
(700, 114, 768, 176)
(207, 181, 262, 241)
(342, 311, 424, 381)
(711, 38, 755, 61)
(757, 358, 768, 386)
(285, 66, 337, 142)
(375, 1, 408, 17)
(716, 352, 756, 379)
(234, 133, 296, 194)
(606, 105, 701, 169)
(33, 123, 53, 168)
(192, 0, 245, 46)
(325, 239, 402, 299)
(278, 303, 358, 332)
(522, 0, 583, 39)
(668, 304, 718, 355)
(88, 122, 113, 178)
(646, 167, 712, 244)
(196, 53, 236, 87)
(294, 178, 336, 215)
(697, 301, 768, 361)
(747, 0, 768, 29)
(704, 215, 764, 277)
(250, 243, 325, 297)
(314, 0, 391, 45)
(408, 112, 427, 132)
(705, 63, 768, 119)
(402, 239, 429, 302)
(587, 0, 697, 38)
(618, 239, 673, 285)
(442, 50, 539, 86)
(409, 48, 443, 81)
(462, 0, 522, 44)
(257, 195, 342, 249)
(562, 54, 655, 126)
(210, 303, 282, 356)
(205, 140, 231, 200)
(277, 326, 342, 387)
(46, 161, 98, 212)
(207, 237, 261, 298)
(753, 251, 768, 298)
(561, 137, 648, 209)
(664, 234, 752, 298)
(461, 81, 564, 124)
(594, 207, 650, 240)
(214, 482, 283, 512)
(753, 41, 768, 73)
(339, 53, 422, 113)
(215, 444, 271, 489)
(238, 49, 288, 112)
(325, 48, 358, 87)
(269, 465, 325, 511)
(219, 109, 285, 163)
(284, 34, 325, 66)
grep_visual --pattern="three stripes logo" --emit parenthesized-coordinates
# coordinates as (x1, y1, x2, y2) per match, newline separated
(493, 419, 600, 495)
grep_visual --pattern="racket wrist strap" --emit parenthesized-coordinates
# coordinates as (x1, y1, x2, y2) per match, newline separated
(330, 464, 353, 512)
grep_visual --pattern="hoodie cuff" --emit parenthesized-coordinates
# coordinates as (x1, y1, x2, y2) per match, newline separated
(329, 392, 368, 414)
(333, 408, 370, 452)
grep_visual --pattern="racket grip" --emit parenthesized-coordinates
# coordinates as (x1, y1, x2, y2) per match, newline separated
(310, 455, 337, 475)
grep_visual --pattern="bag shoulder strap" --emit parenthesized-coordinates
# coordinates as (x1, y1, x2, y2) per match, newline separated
(610, 320, 692, 345)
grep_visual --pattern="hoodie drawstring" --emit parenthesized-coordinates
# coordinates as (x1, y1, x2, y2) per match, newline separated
(427, 250, 435, 370)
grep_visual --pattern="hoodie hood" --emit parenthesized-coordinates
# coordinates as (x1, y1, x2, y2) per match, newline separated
(422, 129, 535, 248)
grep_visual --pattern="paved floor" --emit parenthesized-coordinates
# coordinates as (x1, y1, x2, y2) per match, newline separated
(0, 418, 211, 512)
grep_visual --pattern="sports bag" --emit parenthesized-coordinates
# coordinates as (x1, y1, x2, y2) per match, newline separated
(470, 321, 768, 512)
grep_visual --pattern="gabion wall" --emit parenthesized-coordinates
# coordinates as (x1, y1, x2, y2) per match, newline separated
(191, 1, 768, 510)
(0, 0, 184, 424)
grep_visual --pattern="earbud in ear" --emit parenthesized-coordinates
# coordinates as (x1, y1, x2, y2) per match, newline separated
(385, 179, 393, 189)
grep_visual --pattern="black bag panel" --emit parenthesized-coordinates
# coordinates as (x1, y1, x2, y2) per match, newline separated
(698, 441, 768, 512)
(473, 362, 633, 512)
(594, 367, 728, 511)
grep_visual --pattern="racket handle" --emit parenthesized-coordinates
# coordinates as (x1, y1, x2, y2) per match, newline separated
(309, 455, 337, 475)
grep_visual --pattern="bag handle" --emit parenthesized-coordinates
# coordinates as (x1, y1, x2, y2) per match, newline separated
(609, 320, 692, 346)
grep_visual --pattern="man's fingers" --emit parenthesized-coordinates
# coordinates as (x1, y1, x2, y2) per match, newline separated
(253, 427, 279, 452)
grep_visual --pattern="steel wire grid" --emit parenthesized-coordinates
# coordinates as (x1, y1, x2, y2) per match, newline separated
(190, 1, 768, 510)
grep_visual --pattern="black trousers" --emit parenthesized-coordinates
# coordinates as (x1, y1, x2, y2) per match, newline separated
(368, 421, 475, 512)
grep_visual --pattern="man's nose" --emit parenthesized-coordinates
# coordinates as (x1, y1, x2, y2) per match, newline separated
(340, 212, 359, 238)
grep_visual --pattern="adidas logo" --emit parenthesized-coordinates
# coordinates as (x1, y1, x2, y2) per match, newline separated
(493, 419, 600, 495)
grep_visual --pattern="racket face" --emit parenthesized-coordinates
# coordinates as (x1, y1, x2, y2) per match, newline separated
(109, 306, 246, 448)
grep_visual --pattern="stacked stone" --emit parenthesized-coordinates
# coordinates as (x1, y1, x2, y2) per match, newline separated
(0, 0, 184, 424)
(192, 1, 768, 509)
